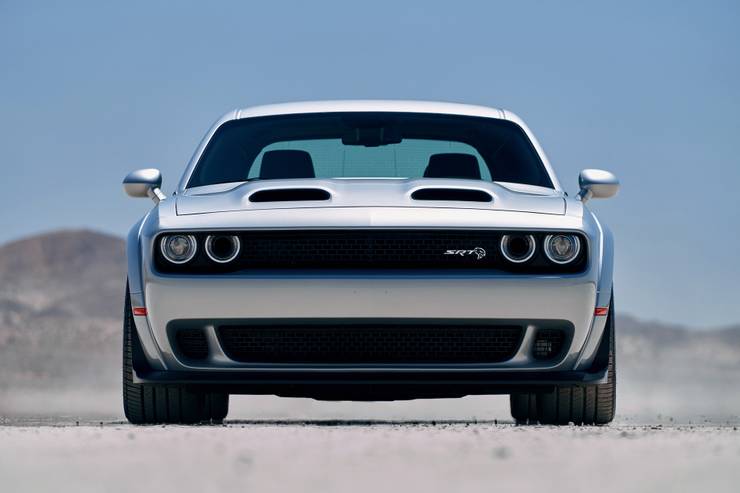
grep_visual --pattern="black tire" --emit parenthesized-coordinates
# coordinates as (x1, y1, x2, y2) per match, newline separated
(123, 287, 229, 424)
(510, 392, 538, 422)
(510, 297, 616, 425)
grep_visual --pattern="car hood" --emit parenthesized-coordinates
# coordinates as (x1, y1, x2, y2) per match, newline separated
(175, 179, 566, 216)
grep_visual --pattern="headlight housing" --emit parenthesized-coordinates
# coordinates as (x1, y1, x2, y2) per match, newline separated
(500, 234, 536, 263)
(544, 234, 581, 264)
(160, 234, 197, 264)
(205, 235, 241, 263)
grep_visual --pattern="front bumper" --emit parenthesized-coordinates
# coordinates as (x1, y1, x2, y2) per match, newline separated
(130, 293, 612, 399)
(133, 272, 600, 374)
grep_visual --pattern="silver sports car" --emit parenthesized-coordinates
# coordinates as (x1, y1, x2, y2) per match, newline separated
(122, 101, 619, 425)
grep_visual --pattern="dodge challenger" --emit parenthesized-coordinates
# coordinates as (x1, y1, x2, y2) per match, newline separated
(122, 100, 619, 425)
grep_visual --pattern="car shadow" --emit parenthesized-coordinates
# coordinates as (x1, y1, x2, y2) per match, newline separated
(224, 419, 513, 426)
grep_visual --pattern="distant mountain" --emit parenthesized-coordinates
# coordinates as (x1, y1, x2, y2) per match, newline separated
(0, 229, 126, 319)
(0, 230, 738, 417)
(0, 230, 126, 390)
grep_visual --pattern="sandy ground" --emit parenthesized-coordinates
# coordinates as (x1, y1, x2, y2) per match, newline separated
(2, 393, 739, 493)
(1, 419, 738, 493)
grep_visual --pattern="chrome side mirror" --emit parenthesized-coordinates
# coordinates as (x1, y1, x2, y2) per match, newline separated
(123, 168, 166, 203)
(577, 169, 619, 203)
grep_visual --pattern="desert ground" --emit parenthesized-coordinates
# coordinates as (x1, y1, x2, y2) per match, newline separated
(1, 413, 739, 493)
(2, 394, 740, 493)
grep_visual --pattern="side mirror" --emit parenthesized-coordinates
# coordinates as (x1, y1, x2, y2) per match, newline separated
(577, 169, 619, 203)
(123, 168, 166, 203)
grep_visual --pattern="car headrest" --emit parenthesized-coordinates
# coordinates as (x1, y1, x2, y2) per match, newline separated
(423, 153, 481, 180)
(259, 150, 315, 180)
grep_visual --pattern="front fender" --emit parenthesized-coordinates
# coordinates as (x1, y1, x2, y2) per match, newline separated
(126, 209, 168, 370)
(126, 216, 147, 296)
(575, 209, 614, 369)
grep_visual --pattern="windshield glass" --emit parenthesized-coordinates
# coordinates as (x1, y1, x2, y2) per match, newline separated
(187, 112, 553, 189)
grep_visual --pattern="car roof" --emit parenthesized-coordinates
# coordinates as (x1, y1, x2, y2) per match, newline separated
(235, 100, 506, 120)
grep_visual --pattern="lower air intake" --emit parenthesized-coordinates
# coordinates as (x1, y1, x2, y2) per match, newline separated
(217, 324, 523, 364)
(532, 328, 566, 360)
(175, 328, 209, 360)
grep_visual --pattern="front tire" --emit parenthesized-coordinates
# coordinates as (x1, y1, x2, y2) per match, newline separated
(123, 287, 229, 424)
(510, 297, 616, 425)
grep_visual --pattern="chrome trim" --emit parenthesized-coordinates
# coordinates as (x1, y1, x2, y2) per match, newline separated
(577, 169, 620, 202)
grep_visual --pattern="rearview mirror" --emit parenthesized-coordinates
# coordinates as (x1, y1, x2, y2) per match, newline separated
(577, 169, 619, 203)
(341, 127, 402, 147)
(123, 168, 166, 203)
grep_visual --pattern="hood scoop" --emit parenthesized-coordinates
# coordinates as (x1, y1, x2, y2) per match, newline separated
(177, 178, 566, 216)
(411, 188, 493, 203)
(249, 188, 331, 203)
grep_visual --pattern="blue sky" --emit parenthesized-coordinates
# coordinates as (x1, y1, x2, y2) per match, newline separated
(1, 1, 738, 327)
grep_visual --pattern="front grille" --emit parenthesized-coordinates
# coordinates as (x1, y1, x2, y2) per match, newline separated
(155, 230, 588, 274)
(217, 324, 523, 364)
(175, 328, 209, 360)
(242, 230, 497, 268)
(532, 328, 566, 360)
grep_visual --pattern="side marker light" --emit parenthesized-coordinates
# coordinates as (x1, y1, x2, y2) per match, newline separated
(594, 307, 609, 317)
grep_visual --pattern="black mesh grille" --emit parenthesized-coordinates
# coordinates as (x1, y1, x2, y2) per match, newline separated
(532, 328, 566, 360)
(155, 230, 588, 274)
(175, 328, 209, 360)
(217, 324, 523, 364)
(241, 230, 500, 269)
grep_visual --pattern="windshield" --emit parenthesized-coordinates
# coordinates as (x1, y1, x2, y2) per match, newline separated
(187, 112, 553, 189)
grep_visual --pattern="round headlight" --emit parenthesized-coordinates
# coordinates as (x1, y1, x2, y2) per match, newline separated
(160, 234, 197, 264)
(205, 235, 240, 263)
(544, 234, 581, 264)
(500, 234, 536, 263)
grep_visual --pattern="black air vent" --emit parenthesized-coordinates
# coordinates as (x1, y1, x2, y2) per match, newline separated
(175, 328, 209, 360)
(532, 328, 566, 360)
(249, 188, 331, 203)
(411, 188, 493, 203)
(218, 324, 524, 364)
